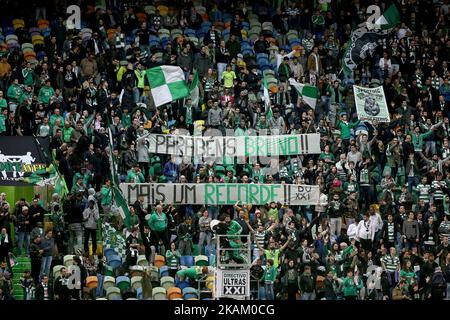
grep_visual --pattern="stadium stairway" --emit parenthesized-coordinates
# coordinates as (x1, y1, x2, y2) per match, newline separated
(11, 256, 32, 300)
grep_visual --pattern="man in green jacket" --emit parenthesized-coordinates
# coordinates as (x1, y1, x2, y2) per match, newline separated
(62, 122, 73, 144)
(38, 79, 55, 105)
(342, 269, 363, 300)
(7, 77, 23, 104)
(22, 63, 36, 86)
(148, 204, 169, 250)
(176, 266, 209, 281)
(50, 108, 65, 129)
(263, 259, 277, 300)
(126, 164, 145, 183)
(335, 112, 360, 150)
(410, 122, 443, 152)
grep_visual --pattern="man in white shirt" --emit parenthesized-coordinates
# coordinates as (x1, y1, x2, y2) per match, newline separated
(356, 212, 376, 252)
(369, 208, 383, 243)
(347, 218, 359, 241)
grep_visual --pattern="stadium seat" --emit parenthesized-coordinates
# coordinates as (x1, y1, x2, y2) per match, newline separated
(152, 287, 167, 300)
(241, 48, 255, 57)
(170, 28, 183, 40)
(180, 255, 194, 267)
(103, 276, 116, 290)
(130, 265, 145, 277)
(107, 254, 122, 269)
(144, 5, 155, 15)
(106, 286, 122, 300)
(116, 276, 131, 291)
(158, 28, 170, 40)
(167, 287, 183, 300)
(159, 265, 169, 277)
(86, 276, 99, 290)
(182, 287, 199, 299)
(131, 276, 143, 290)
(12, 19, 25, 30)
(63, 255, 74, 267)
(160, 276, 175, 290)
(103, 248, 116, 259)
(196, 6, 206, 15)
(194, 255, 209, 266)
(37, 20, 50, 29)
(52, 265, 64, 279)
(157, 5, 168, 16)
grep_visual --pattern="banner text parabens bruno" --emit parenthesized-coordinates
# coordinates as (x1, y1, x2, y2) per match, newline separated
(145, 134, 321, 157)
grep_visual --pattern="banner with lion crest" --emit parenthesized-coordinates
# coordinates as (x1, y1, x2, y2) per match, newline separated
(353, 85, 390, 123)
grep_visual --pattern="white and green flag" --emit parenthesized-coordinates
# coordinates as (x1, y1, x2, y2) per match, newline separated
(353, 85, 390, 122)
(189, 71, 200, 108)
(146, 65, 190, 107)
(102, 222, 127, 259)
(374, 4, 400, 30)
(262, 77, 272, 120)
(289, 78, 318, 109)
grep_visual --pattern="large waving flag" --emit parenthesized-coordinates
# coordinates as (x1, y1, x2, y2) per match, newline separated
(146, 65, 190, 107)
(374, 4, 400, 30)
(341, 5, 400, 77)
(289, 78, 318, 109)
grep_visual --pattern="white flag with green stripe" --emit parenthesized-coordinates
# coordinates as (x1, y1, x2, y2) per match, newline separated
(145, 65, 190, 107)
(289, 78, 318, 109)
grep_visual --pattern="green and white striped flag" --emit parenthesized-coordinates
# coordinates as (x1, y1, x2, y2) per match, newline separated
(189, 71, 200, 108)
(289, 78, 319, 109)
(113, 186, 130, 221)
(146, 65, 190, 107)
(374, 4, 400, 30)
(262, 77, 272, 120)
(102, 222, 127, 259)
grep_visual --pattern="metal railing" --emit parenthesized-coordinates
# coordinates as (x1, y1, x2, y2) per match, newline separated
(215, 234, 252, 269)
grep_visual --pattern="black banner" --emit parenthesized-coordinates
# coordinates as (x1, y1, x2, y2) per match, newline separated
(0, 136, 50, 186)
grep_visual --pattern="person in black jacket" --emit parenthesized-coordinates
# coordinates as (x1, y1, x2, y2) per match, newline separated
(381, 213, 399, 250)
(34, 275, 53, 300)
(65, 193, 84, 254)
(323, 269, 338, 300)
(53, 266, 70, 300)
(0, 286, 15, 300)
(29, 198, 47, 229)
(29, 236, 42, 285)
(203, 26, 220, 48)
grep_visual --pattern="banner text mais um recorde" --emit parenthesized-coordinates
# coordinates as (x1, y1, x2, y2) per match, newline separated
(120, 183, 320, 206)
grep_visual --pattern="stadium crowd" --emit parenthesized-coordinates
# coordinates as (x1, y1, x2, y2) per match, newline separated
(1, 0, 450, 301)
